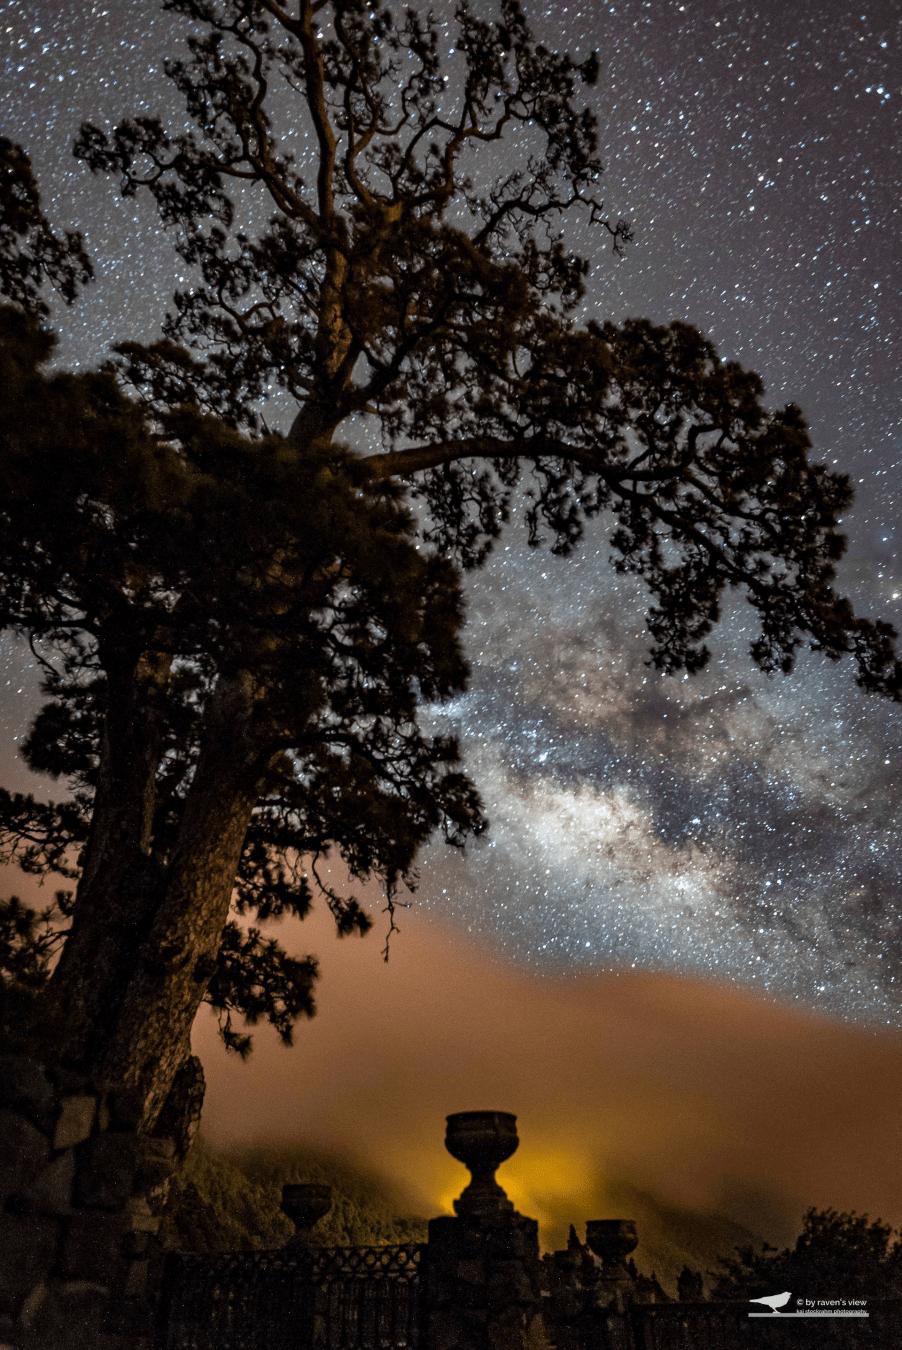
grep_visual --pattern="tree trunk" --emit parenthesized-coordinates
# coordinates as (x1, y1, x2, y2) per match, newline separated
(43, 662, 275, 1135)
(43, 648, 170, 1068)
(91, 669, 275, 1131)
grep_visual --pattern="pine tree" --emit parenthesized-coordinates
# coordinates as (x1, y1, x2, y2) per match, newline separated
(1, 3, 899, 1148)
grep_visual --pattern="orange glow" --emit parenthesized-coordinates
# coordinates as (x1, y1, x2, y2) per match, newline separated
(492, 1149, 593, 1227)
(433, 1150, 590, 1219)
(196, 901, 902, 1254)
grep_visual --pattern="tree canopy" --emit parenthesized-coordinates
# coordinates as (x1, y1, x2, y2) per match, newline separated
(1, 0, 900, 1142)
(710, 1207, 902, 1301)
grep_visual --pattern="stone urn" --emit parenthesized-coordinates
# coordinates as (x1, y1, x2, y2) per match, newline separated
(445, 1111, 518, 1217)
(584, 1219, 638, 1269)
(281, 1183, 332, 1245)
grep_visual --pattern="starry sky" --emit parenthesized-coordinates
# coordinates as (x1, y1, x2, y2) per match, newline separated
(2, 0, 902, 1245)
(417, 0, 902, 1021)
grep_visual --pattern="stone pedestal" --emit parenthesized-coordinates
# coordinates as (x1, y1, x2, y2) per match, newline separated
(423, 1112, 550, 1350)
(425, 1210, 551, 1350)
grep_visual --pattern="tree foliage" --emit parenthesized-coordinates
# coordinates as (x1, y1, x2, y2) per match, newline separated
(0, 891, 71, 985)
(0, 0, 900, 1135)
(0, 293, 479, 1100)
(0, 137, 92, 316)
(710, 1208, 902, 1300)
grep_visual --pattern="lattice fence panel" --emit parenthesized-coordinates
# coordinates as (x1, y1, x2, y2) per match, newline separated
(160, 1245, 424, 1350)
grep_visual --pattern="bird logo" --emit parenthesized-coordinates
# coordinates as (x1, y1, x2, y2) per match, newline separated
(749, 1292, 792, 1314)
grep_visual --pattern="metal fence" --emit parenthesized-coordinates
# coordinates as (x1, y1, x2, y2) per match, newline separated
(158, 1249, 902, 1350)
(159, 1244, 424, 1350)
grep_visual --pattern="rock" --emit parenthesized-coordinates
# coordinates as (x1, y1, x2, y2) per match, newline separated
(102, 1086, 144, 1132)
(20, 1279, 109, 1350)
(0, 1110, 50, 1205)
(22, 1149, 75, 1216)
(59, 1211, 127, 1282)
(0, 1056, 54, 1132)
(53, 1095, 96, 1150)
(0, 1213, 59, 1316)
(126, 1197, 160, 1235)
(74, 1133, 138, 1210)
(134, 1136, 175, 1197)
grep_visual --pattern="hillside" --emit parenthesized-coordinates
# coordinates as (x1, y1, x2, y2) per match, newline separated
(159, 1139, 429, 1253)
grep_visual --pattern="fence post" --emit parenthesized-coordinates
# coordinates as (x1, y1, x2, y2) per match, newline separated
(422, 1112, 550, 1350)
(543, 1223, 642, 1350)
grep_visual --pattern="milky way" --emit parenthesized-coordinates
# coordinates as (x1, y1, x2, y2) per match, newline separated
(2, 1, 900, 1023)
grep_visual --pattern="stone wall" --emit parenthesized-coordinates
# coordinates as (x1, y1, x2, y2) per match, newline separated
(0, 1053, 172, 1350)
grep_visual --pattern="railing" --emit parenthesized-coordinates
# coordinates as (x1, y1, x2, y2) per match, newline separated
(309, 1245, 423, 1350)
(159, 1244, 424, 1350)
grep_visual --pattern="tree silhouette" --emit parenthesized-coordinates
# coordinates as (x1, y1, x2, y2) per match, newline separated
(711, 1208, 902, 1301)
(0, 137, 92, 316)
(1, 1, 900, 1148)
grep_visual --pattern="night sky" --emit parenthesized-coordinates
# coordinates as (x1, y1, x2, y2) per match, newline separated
(2, 0, 902, 1245)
